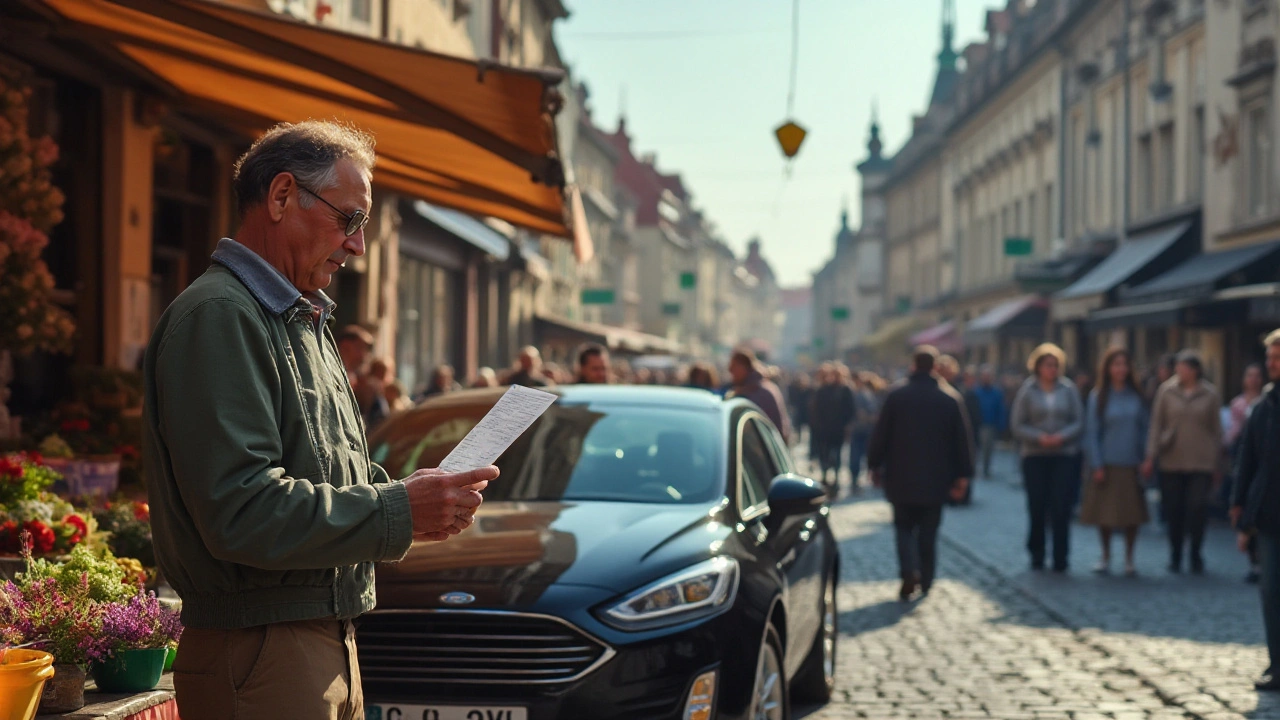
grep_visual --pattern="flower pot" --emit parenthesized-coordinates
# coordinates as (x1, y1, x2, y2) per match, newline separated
(0, 649, 55, 720)
(36, 662, 83, 714)
(45, 456, 121, 498)
(90, 648, 166, 694)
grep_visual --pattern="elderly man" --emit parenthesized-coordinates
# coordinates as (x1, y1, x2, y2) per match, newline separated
(142, 121, 498, 720)
(508, 345, 554, 387)
(575, 343, 611, 384)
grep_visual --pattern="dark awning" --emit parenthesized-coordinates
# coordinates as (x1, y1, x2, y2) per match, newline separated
(534, 315, 682, 356)
(414, 201, 510, 260)
(1119, 240, 1280, 304)
(964, 295, 1048, 347)
(908, 321, 962, 354)
(1085, 296, 1247, 333)
(1054, 221, 1194, 319)
(37, 0, 572, 235)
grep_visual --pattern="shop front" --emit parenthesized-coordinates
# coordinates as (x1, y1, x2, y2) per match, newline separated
(1052, 216, 1200, 372)
(908, 320, 962, 356)
(962, 295, 1049, 371)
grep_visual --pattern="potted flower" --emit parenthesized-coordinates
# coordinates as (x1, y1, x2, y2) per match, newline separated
(0, 453, 94, 577)
(0, 538, 145, 711)
(38, 411, 122, 499)
(84, 590, 181, 694)
(92, 501, 154, 570)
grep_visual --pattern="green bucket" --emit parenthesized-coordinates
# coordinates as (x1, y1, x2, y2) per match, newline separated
(90, 648, 167, 694)
(163, 646, 175, 672)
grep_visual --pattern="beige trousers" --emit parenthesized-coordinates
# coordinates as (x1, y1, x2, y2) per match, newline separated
(172, 618, 362, 720)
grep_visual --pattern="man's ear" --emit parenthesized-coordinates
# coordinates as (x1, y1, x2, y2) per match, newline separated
(265, 172, 296, 223)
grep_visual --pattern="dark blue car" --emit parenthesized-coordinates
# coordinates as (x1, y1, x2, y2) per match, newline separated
(362, 385, 839, 720)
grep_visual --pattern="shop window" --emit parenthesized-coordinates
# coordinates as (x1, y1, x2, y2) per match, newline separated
(1246, 101, 1272, 219)
(151, 129, 214, 328)
(1189, 106, 1205, 200)
(351, 0, 372, 22)
(1136, 132, 1153, 218)
(1158, 122, 1175, 210)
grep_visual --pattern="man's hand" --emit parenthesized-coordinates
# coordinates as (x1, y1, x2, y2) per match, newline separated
(1230, 505, 1244, 527)
(950, 478, 969, 502)
(402, 466, 500, 542)
(1093, 469, 1106, 484)
(1039, 433, 1063, 449)
(1239, 531, 1252, 554)
(1141, 459, 1154, 478)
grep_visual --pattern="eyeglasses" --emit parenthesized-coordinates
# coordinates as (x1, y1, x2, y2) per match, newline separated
(298, 184, 370, 237)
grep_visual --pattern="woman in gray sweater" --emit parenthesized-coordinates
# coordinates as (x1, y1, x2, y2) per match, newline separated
(1081, 347, 1150, 576)
(1011, 343, 1085, 572)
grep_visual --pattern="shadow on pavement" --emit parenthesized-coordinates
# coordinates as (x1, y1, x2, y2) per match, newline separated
(837, 598, 914, 636)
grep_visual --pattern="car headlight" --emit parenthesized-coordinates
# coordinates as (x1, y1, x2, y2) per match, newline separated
(598, 557, 739, 631)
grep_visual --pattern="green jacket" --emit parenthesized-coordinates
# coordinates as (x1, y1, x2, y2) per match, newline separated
(142, 239, 414, 629)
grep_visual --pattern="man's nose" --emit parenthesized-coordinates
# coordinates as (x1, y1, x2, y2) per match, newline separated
(345, 228, 367, 257)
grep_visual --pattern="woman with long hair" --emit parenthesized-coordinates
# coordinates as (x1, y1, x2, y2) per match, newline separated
(1144, 350, 1223, 574)
(1011, 343, 1085, 572)
(1080, 347, 1150, 576)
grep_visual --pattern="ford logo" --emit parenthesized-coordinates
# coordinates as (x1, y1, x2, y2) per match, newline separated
(439, 591, 476, 606)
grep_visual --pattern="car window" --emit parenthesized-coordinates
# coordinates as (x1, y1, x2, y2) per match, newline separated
(371, 402, 724, 504)
(756, 418, 794, 475)
(739, 416, 778, 513)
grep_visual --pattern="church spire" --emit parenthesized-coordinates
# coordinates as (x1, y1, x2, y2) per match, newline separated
(938, 0, 958, 71)
(867, 101, 883, 160)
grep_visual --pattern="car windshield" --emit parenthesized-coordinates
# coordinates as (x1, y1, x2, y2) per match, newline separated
(370, 401, 725, 504)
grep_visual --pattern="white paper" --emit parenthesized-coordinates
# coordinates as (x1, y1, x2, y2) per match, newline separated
(437, 385, 558, 472)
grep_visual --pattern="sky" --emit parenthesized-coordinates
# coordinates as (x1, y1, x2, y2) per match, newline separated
(555, 0, 994, 288)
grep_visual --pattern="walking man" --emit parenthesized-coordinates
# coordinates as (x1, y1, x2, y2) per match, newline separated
(142, 121, 499, 720)
(868, 346, 974, 601)
(1232, 329, 1280, 691)
(974, 366, 1007, 478)
(728, 348, 792, 443)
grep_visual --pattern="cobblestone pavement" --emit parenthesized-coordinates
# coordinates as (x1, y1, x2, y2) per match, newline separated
(793, 445, 1278, 720)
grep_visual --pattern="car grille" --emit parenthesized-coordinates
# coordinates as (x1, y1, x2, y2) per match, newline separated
(356, 610, 614, 686)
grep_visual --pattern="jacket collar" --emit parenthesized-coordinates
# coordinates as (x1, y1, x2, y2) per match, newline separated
(211, 238, 334, 319)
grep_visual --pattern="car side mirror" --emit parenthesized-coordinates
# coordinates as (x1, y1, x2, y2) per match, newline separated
(767, 474, 827, 518)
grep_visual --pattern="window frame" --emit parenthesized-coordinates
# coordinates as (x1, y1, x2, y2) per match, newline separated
(735, 411, 779, 522)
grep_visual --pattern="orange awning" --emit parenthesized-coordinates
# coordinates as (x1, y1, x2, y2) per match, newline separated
(38, 0, 571, 236)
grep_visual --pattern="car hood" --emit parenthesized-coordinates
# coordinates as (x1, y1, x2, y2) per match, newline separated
(374, 500, 727, 608)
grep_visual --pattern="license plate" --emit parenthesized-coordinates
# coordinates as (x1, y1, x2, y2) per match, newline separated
(366, 705, 527, 720)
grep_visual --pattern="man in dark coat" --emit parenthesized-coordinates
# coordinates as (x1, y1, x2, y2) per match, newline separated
(1232, 329, 1280, 691)
(728, 349, 792, 442)
(810, 364, 855, 489)
(868, 346, 974, 601)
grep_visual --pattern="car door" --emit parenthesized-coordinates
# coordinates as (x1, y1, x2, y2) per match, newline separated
(753, 417, 825, 675)
(737, 413, 809, 669)
(752, 415, 824, 671)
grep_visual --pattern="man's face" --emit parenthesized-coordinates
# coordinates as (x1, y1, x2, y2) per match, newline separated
(337, 338, 369, 373)
(581, 353, 610, 384)
(980, 370, 994, 386)
(519, 351, 538, 372)
(280, 159, 371, 293)
(1267, 344, 1280, 383)
(729, 359, 750, 384)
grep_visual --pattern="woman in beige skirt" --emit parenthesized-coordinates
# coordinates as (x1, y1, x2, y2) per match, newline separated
(1081, 347, 1150, 576)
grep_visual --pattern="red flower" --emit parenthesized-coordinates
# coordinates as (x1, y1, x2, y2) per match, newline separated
(0, 458, 21, 480)
(21, 520, 55, 555)
(59, 418, 90, 433)
(63, 513, 88, 537)
(0, 521, 19, 554)
(132, 502, 150, 522)
(114, 445, 140, 462)
(25, 451, 43, 466)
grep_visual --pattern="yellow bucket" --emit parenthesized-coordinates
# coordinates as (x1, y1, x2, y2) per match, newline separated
(0, 649, 55, 720)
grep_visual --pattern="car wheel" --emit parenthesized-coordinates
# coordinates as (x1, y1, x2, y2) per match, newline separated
(749, 624, 789, 720)
(791, 565, 837, 704)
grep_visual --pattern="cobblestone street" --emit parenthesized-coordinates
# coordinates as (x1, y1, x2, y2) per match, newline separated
(798, 450, 1277, 720)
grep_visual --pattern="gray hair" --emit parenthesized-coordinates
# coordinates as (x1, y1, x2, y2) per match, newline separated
(232, 120, 376, 216)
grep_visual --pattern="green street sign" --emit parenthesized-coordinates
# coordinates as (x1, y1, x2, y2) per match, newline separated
(1004, 237, 1033, 256)
(581, 288, 615, 305)
(680, 272, 697, 289)
(831, 306, 850, 321)
(813, 337, 825, 348)
(896, 296, 912, 313)
(662, 302, 682, 316)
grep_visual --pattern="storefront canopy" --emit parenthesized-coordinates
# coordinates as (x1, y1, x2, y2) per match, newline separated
(1053, 221, 1194, 320)
(414, 201, 510, 261)
(964, 295, 1048, 347)
(908, 321, 962, 355)
(534, 315, 683, 357)
(37, 0, 571, 236)
(859, 316, 925, 357)
(1119, 240, 1280, 305)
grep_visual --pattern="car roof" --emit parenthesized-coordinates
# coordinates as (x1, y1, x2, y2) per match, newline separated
(416, 384, 735, 412)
